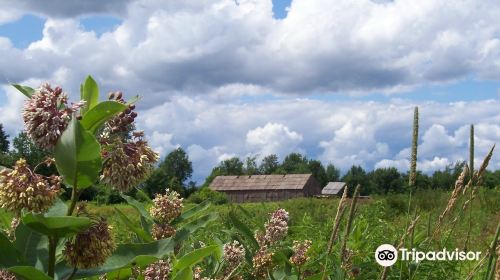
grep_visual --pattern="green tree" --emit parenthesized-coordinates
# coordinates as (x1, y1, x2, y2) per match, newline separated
(259, 154, 279, 174)
(9, 132, 56, 176)
(276, 153, 309, 174)
(202, 157, 245, 187)
(244, 156, 259, 175)
(308, 159, 327, 187)
(369, 167, 404, 194)
(341, 165, 369, 195)
(325, 163, 341, 182)
(219, 157, 244, 175)
(143, 147, 193, 197)
(0, 123, 9, 153)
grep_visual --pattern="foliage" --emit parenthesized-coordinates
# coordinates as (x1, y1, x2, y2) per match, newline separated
(0, 123, 8, 153)
(187, 187, 228, 205)
(143, 147, 193, 197)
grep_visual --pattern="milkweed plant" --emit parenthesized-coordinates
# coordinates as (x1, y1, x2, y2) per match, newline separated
(0, 76, 319, 280)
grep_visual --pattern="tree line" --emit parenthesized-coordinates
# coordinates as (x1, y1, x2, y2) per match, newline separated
(1, 124, 499, 202)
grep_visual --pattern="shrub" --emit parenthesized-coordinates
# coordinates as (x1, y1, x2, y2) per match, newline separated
(187, 187, 228, 205)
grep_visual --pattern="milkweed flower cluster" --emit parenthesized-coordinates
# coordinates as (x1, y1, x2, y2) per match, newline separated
(252, 247, 274, 279)
(290, 240, 312, 267)
(0, 269, 16, 280)
(150, 189, 184, 223)
(100, 135, 159, 192)
(105, 91, 137, 134)
(152, 223, 177, 240)
(0, 159, 61, 214)
(149, 189, 183, 240)
(223, 240, 245, 271)
(22, 83, 84, 149)
(251, 208, 289, 278)
(255, 208, 289, 247)
(143, 259, 171, 280)
(63, 218, 116, 269)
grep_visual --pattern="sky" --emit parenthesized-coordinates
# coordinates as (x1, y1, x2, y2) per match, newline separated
(0, 0, 499, 183)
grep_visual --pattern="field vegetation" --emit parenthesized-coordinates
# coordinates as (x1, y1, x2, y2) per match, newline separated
(0, 77, 498, 280)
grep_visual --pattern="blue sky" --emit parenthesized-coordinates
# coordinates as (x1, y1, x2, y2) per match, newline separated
(0, 0, 498, 182)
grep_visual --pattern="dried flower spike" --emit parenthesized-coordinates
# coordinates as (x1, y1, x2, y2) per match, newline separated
(63, 218, 115, 269)
(0, 159, 60, 214)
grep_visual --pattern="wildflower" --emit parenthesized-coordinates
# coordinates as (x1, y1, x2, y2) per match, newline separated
(252, 247, 274, 279)
(150, 190, 183, 223)
(22, 83, 84, 149)
(0, 159, 60, 214)
(151, 223, 176, 240)
(193, 266, 203, 280)
(290, 240, 312, 267)
(264, 208, 289, 245)
(100, 136, 159, 192)
(105, 91, 138, 135)
(63, 218, 115, 269)
(223, 240, 245, 271)
(0, 270, 16, 280)
(143, 259, 170, 280)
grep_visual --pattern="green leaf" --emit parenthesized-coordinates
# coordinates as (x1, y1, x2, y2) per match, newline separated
(121, 194, 153, 221)
(228, 211, 259, 250)
(172, 267, 193, 280)
(80, 101, 127, 134)
(54, 117, 102, 188)
(8, 266, 52, 280)
(22, 213, 92, 238)
(174, 245, 219, 272)
(65, 238, 176, 278)
(12, 84, 34, 98)
(171, 200, 210, 225)
(14, 222, 48, 270)
(304, 272, 323, 280)
(174, 213, 218, 244)
(114, 207, 153, 242)
(80, 75, 99, 115)
(0, 231, 24, 268)
(44, 198, 68, 217)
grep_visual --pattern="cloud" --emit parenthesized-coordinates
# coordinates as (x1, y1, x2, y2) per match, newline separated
(1, 0, 500, 100)
(246, 122, 303, 158)
(0, 1, 132, 19)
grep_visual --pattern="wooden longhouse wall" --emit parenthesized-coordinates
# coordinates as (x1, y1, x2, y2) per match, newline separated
(209, 174, 321, 203)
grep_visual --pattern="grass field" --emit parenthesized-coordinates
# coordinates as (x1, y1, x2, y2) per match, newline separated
(3, 188, 497, 279)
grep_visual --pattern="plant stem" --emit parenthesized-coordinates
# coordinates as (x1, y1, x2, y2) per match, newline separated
(48, 237, 57, 278)
(67, 186, 80, 216)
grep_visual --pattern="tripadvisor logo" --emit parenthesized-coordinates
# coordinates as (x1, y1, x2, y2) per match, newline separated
(375, 244, 481, 267)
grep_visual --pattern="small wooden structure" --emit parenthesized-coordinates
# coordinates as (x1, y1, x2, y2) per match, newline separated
(209, 174, 321, 203)
(322, 182, 347, 196)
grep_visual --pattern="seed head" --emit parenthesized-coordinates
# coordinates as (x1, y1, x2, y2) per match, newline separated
(22, 83, 83, 149)
(143, 260, 170, 280)
(151, 223, 176, 240)
(100, 137, 159, 192)
(290, 240, 312, 267)
(63, 218, 115, 269)
(150, 189, 183, 224)
(0, 159, 61, 214)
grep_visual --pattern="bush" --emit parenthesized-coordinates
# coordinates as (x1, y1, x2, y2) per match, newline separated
(187, 187, 228, 205)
